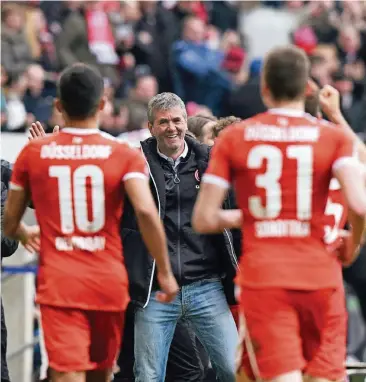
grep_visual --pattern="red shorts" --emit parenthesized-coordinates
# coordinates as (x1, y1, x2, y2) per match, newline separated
(40, 304, 125, 372)
(237, 286, 347, 380)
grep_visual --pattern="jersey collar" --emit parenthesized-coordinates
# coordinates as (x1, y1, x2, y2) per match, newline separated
(61, 127, 100, 135)
(268, 108, 305, 117)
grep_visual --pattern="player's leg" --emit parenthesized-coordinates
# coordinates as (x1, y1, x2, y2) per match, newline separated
(236, 287, 305, 381)
(50, 370, 85, 382)
(134, 291, 181, 381)
(85, 369, 111, 382)
(40, 305, 92, 382)
(87, 310, 125, 382)
(300, 286, 347, 382)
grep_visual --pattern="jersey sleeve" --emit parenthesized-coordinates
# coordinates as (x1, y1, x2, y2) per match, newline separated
(332, 127, 358, 173)
(9, 144, 31, 191)
(202, 128, 233, 189)
(122, 146, 149, 182)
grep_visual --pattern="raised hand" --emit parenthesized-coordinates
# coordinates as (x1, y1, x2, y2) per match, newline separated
(318, 85, 341, 119)
(28, 121, 60, 141)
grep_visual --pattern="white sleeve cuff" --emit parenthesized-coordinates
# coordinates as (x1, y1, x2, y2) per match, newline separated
(332, 156, 360, 172)
(9, 182, 24, 190)
(201, 174, 230, 189)
(123, 172, 148, 182)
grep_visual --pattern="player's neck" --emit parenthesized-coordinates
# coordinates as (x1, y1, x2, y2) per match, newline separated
(269, 100, 304, 111)
(63, 117, 99, 130)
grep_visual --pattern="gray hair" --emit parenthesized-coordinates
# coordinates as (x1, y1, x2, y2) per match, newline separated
(147, 92, 187, 124)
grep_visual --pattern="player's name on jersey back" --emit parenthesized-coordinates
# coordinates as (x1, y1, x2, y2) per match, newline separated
(55, 236, 106, 251)
(245, 125, 319, 142)
(41, 142, 112, 160)
(255, 219, 310, 238)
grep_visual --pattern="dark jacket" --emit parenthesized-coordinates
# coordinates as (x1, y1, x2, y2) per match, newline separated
(121, 136, 239, 307)
(1, 27, 33, 79)
(1, 159, 19, 258)
(1, 159, 19, 382)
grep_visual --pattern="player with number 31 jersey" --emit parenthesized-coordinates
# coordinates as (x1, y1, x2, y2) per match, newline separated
(192, 46, 366, 382)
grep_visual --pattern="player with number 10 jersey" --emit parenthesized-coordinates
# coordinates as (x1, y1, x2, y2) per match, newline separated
(10, 129, 146, 310)
(6, 64, 178, 380)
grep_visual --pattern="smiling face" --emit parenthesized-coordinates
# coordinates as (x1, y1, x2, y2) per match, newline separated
(148, 107, 187, 159)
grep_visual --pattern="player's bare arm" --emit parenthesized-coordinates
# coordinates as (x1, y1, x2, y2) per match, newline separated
(344, 208, 366, 266)
(124, 177, 179, 303)
(319, 85, 366, 163)
(4, 188, 40, 253)
(333, 163, 366, 217)
(319, 85, 366, 264)
(192, 182, 242, 234)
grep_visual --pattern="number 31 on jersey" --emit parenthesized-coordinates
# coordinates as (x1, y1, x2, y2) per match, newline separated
(247, 144, 312, 219)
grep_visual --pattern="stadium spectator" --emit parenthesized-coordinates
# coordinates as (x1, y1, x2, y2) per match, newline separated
(171, 16, 232, 115)
(117, 92, 238, 382)
(130, 2, 177, 93)
(1, 4, 33, 79)
(2, 73, 30, 133)
(128, 74, 159, 106)
(55, 2, 120, 87)
(23, 64, 53, 124)
(224, 58, 266, 119)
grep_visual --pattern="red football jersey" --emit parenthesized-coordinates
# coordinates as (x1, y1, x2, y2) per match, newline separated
(203, 109, 355, 290)
(324, 178, 348, 254)
(10, 128, 148, 311)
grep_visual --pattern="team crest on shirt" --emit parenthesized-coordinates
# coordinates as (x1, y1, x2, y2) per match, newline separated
(195, 170, 200, 182)
(195, 170, 200, 189)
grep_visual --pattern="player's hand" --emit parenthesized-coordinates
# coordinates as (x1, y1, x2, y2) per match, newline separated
(329, 229, 358, 267)
(156, 271, 179, 303)
(28, 121, 60, 141)
(318, 85, 341, 119)
(20, 225, 41, 253)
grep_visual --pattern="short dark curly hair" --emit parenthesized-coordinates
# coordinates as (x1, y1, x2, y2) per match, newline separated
(212, 116, 241, 138)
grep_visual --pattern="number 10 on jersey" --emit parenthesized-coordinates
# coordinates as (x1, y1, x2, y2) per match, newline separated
(50, 165, 106, 234)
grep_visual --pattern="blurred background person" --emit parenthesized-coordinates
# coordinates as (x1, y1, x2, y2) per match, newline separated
(187, 115, 217, 145)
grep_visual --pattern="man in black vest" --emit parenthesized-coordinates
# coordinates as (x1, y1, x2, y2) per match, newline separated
(118, 92, 239, 382)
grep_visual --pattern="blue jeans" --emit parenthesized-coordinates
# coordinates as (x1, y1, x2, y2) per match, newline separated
(134, 279, 238, 382)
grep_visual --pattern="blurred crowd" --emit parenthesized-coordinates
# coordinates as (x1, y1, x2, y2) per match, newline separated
(1, 0, 365, 140)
